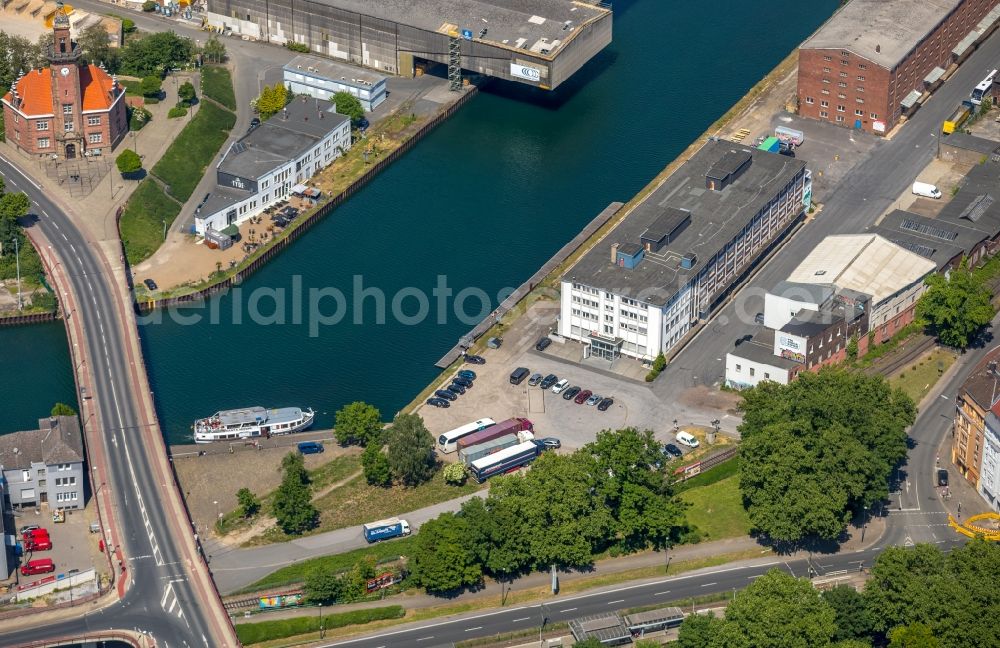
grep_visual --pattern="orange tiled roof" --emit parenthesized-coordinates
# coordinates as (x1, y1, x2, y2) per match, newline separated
(3, 63, 118, 116)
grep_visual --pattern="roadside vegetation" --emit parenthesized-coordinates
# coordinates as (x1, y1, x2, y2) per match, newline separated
(677, 540, 1000, 648)
(201, 64, 237, 110)
(235, 605, 403, 645)
(0, 178, 55, 314)
(119, 180, 182, 266)
(151, 101, 236, 202)
(888, 347, 957, 403)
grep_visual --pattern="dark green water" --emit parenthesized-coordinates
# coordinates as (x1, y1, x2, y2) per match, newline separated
(0, 321, 78, 432)
(5, 0, 839, 441)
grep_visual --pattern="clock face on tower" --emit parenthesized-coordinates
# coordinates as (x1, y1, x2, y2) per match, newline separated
(60, 67, 70, 77)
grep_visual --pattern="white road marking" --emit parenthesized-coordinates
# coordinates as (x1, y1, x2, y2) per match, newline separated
(654, 590, 670, 596)
(559, 607, 577, 613)
(699, 582, 717, 587)
(464, 626, 483, 632)
(512, 617, 531, 622)
(607, 599, 624, 605)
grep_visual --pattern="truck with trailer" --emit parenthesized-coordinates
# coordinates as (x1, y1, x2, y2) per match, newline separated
(456, 417, 533, 452)
(469, 440, 544, 482)
(458, 433, 520, 465)
(943, 101, 973, 134)
(362, 518, 411, 543)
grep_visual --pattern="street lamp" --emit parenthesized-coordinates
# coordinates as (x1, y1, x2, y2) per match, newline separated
(213, 500, 219, 519)
(665, 550, 672, 575)
(318, 603, 324, 638)
(861, 505, 869, 543)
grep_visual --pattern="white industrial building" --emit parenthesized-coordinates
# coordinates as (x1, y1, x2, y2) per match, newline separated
(283, 55, 387, 112)
(559, 140, 810, 361)
(195, 97, 351, 236)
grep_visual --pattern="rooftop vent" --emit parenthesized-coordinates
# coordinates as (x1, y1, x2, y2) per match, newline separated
(640, 208, 690, 253)
(706, 150, 752, 191)
(680, 253, 697, 270)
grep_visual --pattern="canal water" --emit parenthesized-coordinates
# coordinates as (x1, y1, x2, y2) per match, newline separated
(0, 321, 78, 432)
(4, 0, 839, 440)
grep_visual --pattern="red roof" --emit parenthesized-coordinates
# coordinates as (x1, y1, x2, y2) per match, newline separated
(2, 64, 118, 116)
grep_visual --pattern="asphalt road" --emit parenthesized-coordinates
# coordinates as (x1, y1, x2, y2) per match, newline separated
(0, 156, 225, 645)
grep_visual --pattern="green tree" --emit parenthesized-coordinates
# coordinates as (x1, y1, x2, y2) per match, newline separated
(77, 23, 118, 72)
(0, 187, 30, 249)
(822, 585, 873, 641)
(917, 258, 996, 349)
(584, 428, 686, 550)
(846, 335, 859, 360)
(713, 569, 837, 648)
(361, 443, 391, 487)
(116, 149, 142, 174)
(738, 368, 913, 544)
(141, 1, 156, 11)
(50, 403, 77, 417)
(122, 18, 136, 34)
(677, 611, 724, 648)
(140, 74, 162, 98)
(386, 414, 436, 486)
(119, 31, 193, 77)
(177, 80, 196, 104)
(203, 34, 227, 63)
(334, 401, 383, 446)
(271, 452, 317, 534)
(333, 91, 365, 123)
(255, 83, 288, 120)
(888, 623, 939, 648)
(410, 512, 482, 593)
(442, 462, 467, 485)
(236, 487, 260, 518)
(633, 641, 661, 648)
(304, 567, 343, 604)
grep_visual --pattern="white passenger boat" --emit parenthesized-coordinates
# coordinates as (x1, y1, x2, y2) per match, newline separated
(193, 406, 315, 443)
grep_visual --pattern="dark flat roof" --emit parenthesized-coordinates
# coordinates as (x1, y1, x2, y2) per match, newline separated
(641, 207, 689, 243)
(201, 185, 253, 217)
(780, 305, 847, 338)
(943, 132, 1000, 156)
(729, 329, 801, 369)
(566, 140, 806, 305)
(219, 97, 349, 181)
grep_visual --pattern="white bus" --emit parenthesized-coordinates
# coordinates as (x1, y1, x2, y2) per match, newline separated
(971, 69, 997, 105)
(437, 418, 496, 454)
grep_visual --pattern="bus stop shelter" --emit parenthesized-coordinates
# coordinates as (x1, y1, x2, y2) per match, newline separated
(624, 606, 685, 636)
(569, 613, 631, 645)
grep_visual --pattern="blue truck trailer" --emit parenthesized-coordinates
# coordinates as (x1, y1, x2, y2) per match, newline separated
(362, 518, 411, 543)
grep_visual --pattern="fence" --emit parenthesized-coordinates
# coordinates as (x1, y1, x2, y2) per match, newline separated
(434, 201, 624, 367)
(136, 86, 480, 314)
(673, 446, 739, 481)
(14, 568, 96, 602)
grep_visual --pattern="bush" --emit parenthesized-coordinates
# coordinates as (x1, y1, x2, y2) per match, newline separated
(645, 352, 667, 382)
(442, 462, 467, 485)
(122, 18, 136, 33)
(167, 105, 187, 118)
(116, 148, 142, 174)
(285, 41, 310, 53)
(234, 606, 404, 644)
(141, 0, 156, 11)
(128, 106, 152, 131)
(51, 403, 77, 417)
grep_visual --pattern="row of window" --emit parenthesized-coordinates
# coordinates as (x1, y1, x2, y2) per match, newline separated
(822, 53, 867, 70)
(732, 363, 773, 380)
(54, 476, 77, 486)
(36, 115, 101, 130)
(820, 69, 866, 82)
(33, 132, 102, 149)
(56, 491, 79, 502)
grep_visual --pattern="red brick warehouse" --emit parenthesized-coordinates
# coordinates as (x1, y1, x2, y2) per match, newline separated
(1, 3, 128, 159)
(796, 0, 998, 135)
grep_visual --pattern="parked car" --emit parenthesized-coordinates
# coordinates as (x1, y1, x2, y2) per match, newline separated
(457, 370, 477, 381)
(754, 312, 765, 324)
(539, 437, 561, 449)
(297, 441, 324, 455)
(734, 334, 752, 347)
(143, 278, 158, 291)
(435, 390, 458, 401)
(20, 558, 55, 576)
(540, 374, 559, 389)
(597, 398, 614, 411)
(937, 469, 949, 487)
(663, 443, 684, 458)
(586, 393, 602, 406)
(249, 117, 261, 129)
(464, 354, 486, 365)
(426, 397, 450, 408)
(510, 367, 530, 385)
(551, 379, 570, 394)
(487, 337, 503, 349)
(675, 431, 700, 448)
(562, 386, 581, 401)
(452, 376, 473, 388)
(528, 373, 543, 386)
(19, 525, 41, 536)
(22, 528, 49, 540)
(448, 382, 467, 395)
(24, 537, 53, 552)
(535, 337, 552, 352)
(574, 389, 593, 404)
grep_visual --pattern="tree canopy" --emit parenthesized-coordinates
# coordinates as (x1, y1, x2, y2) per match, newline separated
(361, 443, 391, 487)
(254, 83, 289, 120)
(119, 31, 194, 77)
(410, 512, 482, 593)
(917, 258, 995, 349)
(386, 414, 436, 486)
(822, 584, 873, 642)
(236, 487, 260, 518)
(738, 368, 913, 544)
(77, 24, 119, 72)
(333, 91, 365, 123)
(271, 452, 317, 535)
(203, 35, 227, 64)
(334, 401, 383, 446)
(116, 149, 142, 174)
(0, 178, 31, 255)
(177, 80, 197, 104)
(50, 403, 77, 417)
(140, 75, 162, 98)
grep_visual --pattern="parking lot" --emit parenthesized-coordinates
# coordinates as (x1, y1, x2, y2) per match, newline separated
(417, 302, 739, 454)
(9, 504, 105, 592)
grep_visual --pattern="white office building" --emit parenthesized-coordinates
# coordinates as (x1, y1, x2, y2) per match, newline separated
(195, 97, 351, 236)
(982, 412, 1000, 512)
(559, 140, 810, 361)
(283, 55, 387, 112)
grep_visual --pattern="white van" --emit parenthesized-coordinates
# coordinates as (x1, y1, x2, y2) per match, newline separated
(912, 181, 942, 199)
(675, 431, 700, 448)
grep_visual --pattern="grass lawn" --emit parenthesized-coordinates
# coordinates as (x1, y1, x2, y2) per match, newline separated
(119, 179, 182, 265)
(151, 101, 235, 202)
(118, 79, 141, 96)
(244, 536, 418, 591)
(889, 347, 958, 403)
(250, 468, 484, 545)
(236, 605, 403, 645)
(679, 474, 751, 541)
(201, 65, 237, 110)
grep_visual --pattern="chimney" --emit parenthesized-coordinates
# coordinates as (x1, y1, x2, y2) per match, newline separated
(610, 242, 619, 264)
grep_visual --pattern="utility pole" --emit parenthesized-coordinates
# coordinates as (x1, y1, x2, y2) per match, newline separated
(13, 237, 22, 310)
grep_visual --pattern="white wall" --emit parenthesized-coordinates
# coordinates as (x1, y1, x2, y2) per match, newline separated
(559, 281, 657, 360)
(725, 353, 790, 389)
(980, 424, 1000, 512)
(773, 331, 807, 363)
(764, 292, 820, 330)
(870, 281, 927, 330)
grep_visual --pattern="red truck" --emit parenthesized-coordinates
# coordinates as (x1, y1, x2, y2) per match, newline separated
(456, 417, 533, 451)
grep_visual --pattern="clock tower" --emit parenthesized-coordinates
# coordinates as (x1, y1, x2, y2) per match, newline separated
(48, 2, 84, 159)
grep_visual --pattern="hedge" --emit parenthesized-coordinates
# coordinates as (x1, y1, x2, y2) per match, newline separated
(235, 605, 405, 644)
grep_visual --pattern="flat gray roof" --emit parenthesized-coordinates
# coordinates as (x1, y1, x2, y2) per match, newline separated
(201, 185, 252, 217)
(802, 0, 963, 69)
(285, 54, 386, 86)
(313, 0, 608, 57)
(730, 329, 801, 370)
(770, 280, 834, 305)
(218, 97, 349, 181)
(942, 132, 1000, 155)
(566, 140, 806, 306)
